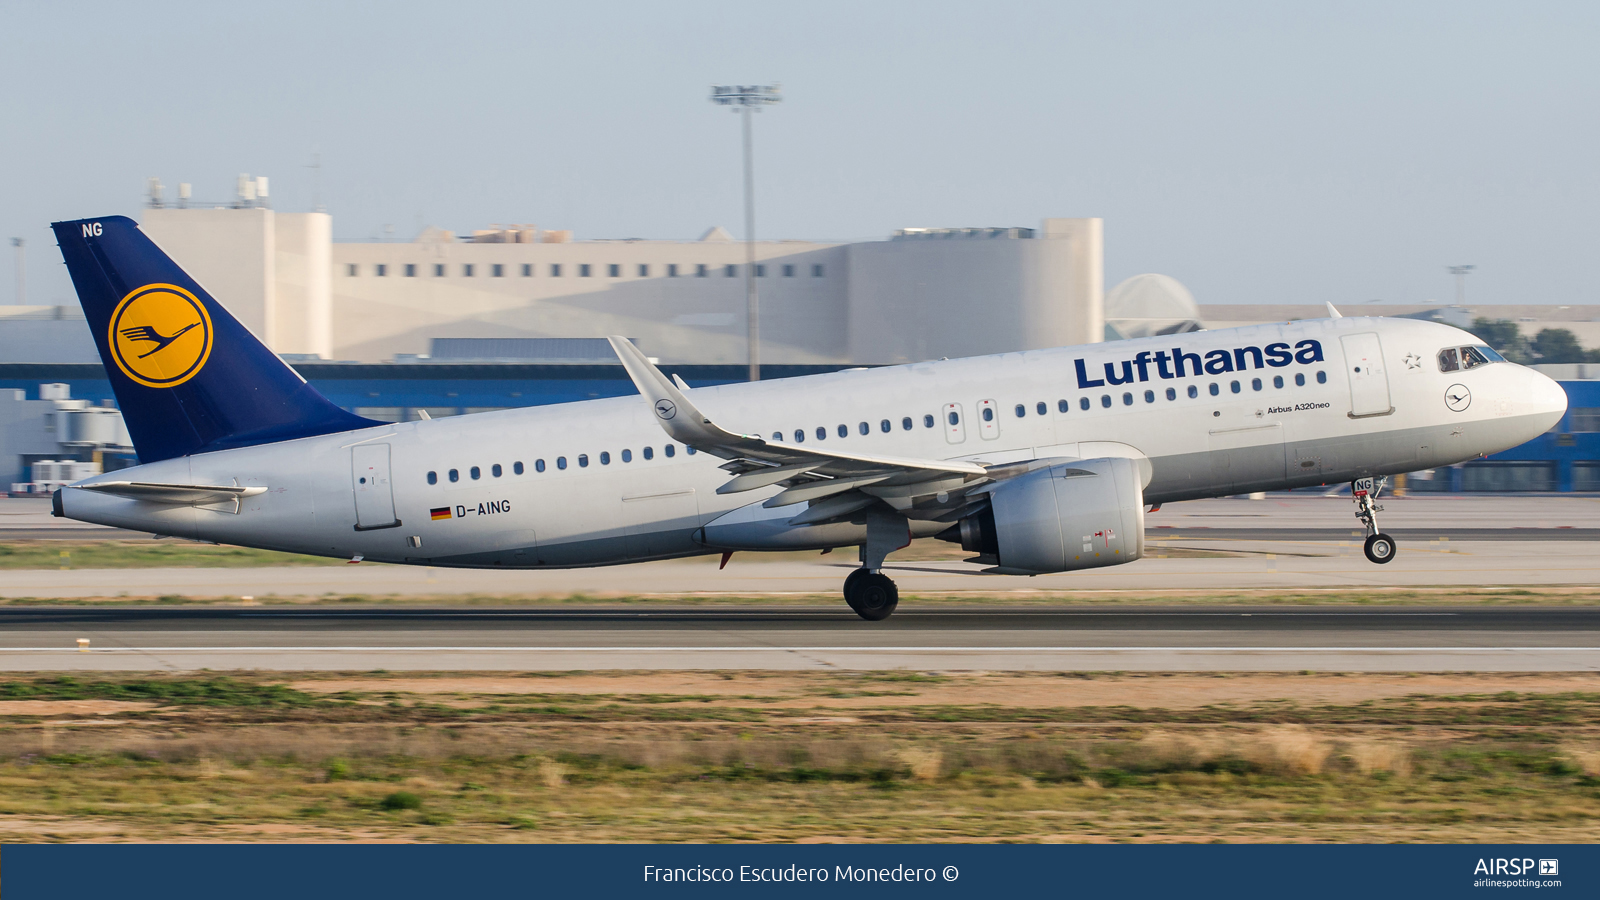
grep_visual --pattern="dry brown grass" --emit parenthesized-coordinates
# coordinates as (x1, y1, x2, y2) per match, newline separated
(0, 670, 1592, 842)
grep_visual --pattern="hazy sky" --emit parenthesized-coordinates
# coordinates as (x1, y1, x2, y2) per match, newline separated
(2, 1, 1596, 309)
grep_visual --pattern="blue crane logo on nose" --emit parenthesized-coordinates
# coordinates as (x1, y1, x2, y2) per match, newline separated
(655, 399, 677, 420)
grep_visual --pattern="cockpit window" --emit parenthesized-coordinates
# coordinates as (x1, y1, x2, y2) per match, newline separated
(1439, 345, 1500, 372)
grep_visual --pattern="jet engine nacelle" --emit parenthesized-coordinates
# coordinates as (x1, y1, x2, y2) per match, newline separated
(940, 457, 1145, 575)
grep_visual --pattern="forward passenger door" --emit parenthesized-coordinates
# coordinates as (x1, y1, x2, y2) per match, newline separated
(1341, 333, 1393, 418)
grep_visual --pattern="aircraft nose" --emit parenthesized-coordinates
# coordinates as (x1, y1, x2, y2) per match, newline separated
(1522, 366, 1568, 431)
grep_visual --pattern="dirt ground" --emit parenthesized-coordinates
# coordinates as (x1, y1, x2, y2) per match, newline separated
(287, 671, 1600, 709)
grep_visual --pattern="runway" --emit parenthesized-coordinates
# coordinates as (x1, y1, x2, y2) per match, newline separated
(4, 606, 1597, 672)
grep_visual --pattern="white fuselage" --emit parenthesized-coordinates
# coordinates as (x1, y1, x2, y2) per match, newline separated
(60, 316, 1567, 568)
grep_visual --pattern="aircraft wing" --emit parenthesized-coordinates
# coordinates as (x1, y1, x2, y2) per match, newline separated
(608, 336, 988, 517)
(71, 482, 268, 505)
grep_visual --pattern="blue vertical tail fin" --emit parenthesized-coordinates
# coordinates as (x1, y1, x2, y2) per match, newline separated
(51, 215, 376, 462)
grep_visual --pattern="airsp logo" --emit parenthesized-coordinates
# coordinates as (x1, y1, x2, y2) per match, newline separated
(1444, 383, 1471, 412)
(654, 399, 677, 420)
(108, 284, 214, 388)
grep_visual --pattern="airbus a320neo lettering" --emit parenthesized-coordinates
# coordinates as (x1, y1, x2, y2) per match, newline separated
(48, 216, 1567, 619)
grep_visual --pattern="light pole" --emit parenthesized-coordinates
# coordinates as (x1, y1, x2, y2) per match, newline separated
(710, 84, 781, 381)
(1447, 265, 1475, 306)
(10, 238, 22, 305)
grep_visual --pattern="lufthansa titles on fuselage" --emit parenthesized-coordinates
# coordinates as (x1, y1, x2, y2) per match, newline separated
(1075, 340, 1326, 389)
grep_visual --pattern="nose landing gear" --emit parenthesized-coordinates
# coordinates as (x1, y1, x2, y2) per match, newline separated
(1352, 476, 1397, 564)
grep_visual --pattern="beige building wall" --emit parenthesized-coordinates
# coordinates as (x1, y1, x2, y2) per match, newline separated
(139, 209, 1106, 365)
(329, 239, 849, 364)
(143, 208, 276, 343)
(272, 213, 332, 359)
(844, 218, 1104, 364)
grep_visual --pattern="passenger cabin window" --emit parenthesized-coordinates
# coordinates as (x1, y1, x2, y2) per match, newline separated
(1252, 378, 1263, 391)
(492, 463, 502, 477)
(922, 415, 934, 428)
(578, 454, 589, 467)
(1273, 375, 1284, 389)
(427, 471, 437, 485)
(600, 451, 611, 465)
(1100, 395, 1111, 408)
(839, 424, 850, 438)
(1036, 402, 1047, 415)
(902, 417, 913, 430)
(858, 422, 869, 435)
(881, 419, 891, 432)
(1144, 390, 1155, 403)
(1230, 380, 1241, 394)
(448, 469, 459, 482)
(642, 447, 653, 460)
(815, 427, 826, 440)
(665, 445, 676, 457)
(1209, 383, 1220, 396)
(794, 430, 805, 443)
(1187, 385, 1198, 398)
(557, 457, 567, 470)
(1295, 373, 1306, 386)
(1058, 399, 1069, 413)
(513, 461, 523, 474)
(1079, 397, 1090, 410)
(1122, 392, 1133, 406)
(1316, 371, 1327, 384)
(470, 466, 481, 480)
(621, 449, 632, 462)
(1165, 388, 1176, 400)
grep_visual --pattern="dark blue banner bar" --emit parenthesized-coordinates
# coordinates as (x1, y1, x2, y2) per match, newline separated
(4, 844, 1593, 899)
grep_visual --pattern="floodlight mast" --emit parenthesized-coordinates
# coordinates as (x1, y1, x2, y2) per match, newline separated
(710, 84, 782, 381)
(1447, 265, 1475, 306)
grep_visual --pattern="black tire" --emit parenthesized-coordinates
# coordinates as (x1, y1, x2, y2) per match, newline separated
(845, 572, 899, 621)
(842, 567, 869, 600)
(1363, 533, 1397, 564)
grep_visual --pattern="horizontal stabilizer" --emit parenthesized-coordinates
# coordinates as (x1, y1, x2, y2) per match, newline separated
(72, 482, 267, 505)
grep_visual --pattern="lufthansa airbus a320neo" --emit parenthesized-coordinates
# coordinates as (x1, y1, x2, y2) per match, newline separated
(48, 216, 1567, 619)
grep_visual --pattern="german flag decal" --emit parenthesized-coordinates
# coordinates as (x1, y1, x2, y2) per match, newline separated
(430, 507, 451, 521)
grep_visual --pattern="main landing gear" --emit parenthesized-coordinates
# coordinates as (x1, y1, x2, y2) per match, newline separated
(1352, 476, 1397, 564)
(842, 509, 910, 621)
(844, 568, 899, 621)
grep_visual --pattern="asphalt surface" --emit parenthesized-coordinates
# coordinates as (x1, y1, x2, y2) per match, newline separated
(5, 606, 1597, 672)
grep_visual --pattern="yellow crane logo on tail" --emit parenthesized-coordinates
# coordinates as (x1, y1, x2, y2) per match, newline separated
(108, 284, 213, 388)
